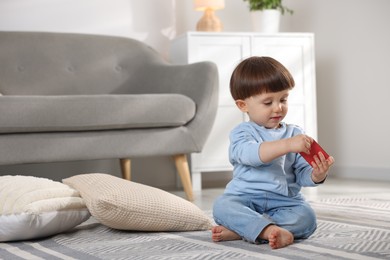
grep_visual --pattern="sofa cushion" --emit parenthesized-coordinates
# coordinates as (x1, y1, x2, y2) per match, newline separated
(0, 94, 196, 134)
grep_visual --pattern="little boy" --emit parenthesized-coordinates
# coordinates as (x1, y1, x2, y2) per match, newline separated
(212, 56, 335, 249)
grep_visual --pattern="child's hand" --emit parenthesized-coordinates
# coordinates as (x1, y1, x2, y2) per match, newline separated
(311, 152, 335, 183)
(288, 134, 313, 154)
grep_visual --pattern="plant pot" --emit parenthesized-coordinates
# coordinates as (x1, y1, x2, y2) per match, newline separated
(250, 9, 281, 33)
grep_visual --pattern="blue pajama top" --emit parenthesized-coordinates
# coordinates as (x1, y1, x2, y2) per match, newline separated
(225, 121, 318, 197)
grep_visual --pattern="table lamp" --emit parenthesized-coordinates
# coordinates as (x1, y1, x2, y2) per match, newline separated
(194, 0, 225, 32)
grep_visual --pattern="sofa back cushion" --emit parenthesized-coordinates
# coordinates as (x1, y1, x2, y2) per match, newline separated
(0, 31, 163, 95)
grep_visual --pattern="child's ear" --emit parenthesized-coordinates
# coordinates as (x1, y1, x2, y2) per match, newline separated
(235, 100, 248, 113)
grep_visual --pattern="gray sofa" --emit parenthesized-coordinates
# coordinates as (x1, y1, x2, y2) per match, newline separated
(0, 31, 219, 201)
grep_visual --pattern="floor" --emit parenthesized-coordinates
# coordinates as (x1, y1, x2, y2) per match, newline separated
(171, 177, 390, 211)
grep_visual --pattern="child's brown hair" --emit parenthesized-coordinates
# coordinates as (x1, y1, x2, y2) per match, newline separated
(230, 56, 295, 101)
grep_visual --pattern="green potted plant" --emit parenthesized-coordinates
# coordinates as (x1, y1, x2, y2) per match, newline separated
(243, 0, 293, 15)
(243, 0, 293, 32)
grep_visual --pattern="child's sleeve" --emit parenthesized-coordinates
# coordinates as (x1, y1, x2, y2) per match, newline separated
(229, 124, 264, 167)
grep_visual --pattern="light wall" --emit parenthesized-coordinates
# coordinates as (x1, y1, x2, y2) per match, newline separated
(0, 0, 389, 187)
(281, 0, 390, 181)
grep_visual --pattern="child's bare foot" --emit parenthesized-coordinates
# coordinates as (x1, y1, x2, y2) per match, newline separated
(261, 225, 294, 249)
(211, 226, 241, 242)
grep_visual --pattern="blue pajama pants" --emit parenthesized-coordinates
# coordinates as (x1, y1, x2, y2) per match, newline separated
(213, 192, 317, 243)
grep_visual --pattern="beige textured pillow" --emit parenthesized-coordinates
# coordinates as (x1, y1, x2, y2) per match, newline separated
(63, 173, 213, 231)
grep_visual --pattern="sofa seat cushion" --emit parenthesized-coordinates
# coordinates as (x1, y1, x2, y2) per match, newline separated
(0, 94, 196, 133)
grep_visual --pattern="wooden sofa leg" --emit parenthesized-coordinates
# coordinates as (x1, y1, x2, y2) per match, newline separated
(173, 154, 194, 201)
(120, 158, 131, 181)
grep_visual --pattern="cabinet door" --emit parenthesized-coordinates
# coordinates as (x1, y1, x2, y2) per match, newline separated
(188, 36, 250, 172)
(251, 36, 317, 139)
(188, 36, 251, 107)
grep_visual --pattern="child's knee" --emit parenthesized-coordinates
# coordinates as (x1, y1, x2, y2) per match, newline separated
(213, 195, 247, 224)
(302, 215, 317, 238)
(296, 205, 317, 238)
(213, 195, 232, 220)
(213, 195, 226, 213)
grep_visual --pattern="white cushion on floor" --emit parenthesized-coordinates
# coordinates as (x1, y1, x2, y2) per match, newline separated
(0, 175, 90, 242)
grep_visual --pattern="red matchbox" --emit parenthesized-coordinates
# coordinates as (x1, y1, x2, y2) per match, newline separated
(299, 140, 330, 165)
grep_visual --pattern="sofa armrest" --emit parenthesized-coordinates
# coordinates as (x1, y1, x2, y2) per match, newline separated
(129, 61, 219, 152)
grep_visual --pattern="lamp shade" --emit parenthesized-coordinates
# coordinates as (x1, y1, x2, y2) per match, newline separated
(194, 0, 225, 11)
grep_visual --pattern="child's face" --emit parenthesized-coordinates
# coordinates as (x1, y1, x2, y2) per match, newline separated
(235, 89, 290, 129)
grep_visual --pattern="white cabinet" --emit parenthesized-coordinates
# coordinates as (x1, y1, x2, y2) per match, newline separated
(170, 32, 317, 191)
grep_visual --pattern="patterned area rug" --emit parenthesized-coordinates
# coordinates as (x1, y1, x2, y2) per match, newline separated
(1, 194, 390, 260)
